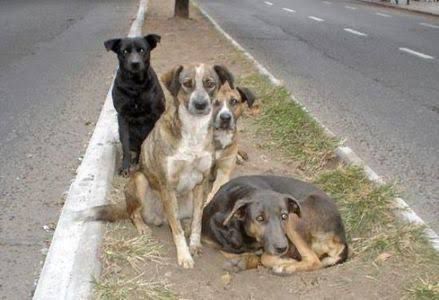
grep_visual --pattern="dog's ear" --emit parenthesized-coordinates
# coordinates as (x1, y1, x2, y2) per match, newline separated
(144, 34, 161, 50)
(223, 198, 253, 226)
(285, 195, 301, 217)
(222, 185, 256, 226)
(104, 38, 122, 53)
(237, 87, 256, 108)
(214, 65, 235, 89)
(161, 65, 184, 97)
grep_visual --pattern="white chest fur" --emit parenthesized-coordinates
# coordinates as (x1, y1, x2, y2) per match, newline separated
(214, 130, 234, 150)
(167, 105, 213, 194)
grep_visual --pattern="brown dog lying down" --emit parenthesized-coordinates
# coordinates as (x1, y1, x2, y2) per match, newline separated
(202, 175, 348, 275)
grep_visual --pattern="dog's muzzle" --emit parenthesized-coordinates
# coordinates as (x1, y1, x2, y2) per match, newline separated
(190, 94, 211, 115)
(217, 112, 234, 130)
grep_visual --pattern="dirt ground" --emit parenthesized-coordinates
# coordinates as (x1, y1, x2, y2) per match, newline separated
(96, 0, 435, 299)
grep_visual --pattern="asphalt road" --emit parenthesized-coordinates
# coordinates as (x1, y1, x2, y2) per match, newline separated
(197, 0, 439, 232)
(0, 0, 137, 298)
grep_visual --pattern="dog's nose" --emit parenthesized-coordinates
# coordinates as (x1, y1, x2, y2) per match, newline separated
(275, 246, 288, 254)
(131, 62, 140, 69)
(220, 113, 232, 122)
(194, 100, 208, 110)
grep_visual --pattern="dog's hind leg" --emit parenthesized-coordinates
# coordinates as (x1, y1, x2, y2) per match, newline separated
(125, 172, 151, 235)
(269, 215, 322, 274)
(160, 187, 194, 269)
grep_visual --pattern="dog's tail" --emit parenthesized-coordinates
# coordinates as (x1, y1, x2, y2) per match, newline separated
(77, 203, 129, 223)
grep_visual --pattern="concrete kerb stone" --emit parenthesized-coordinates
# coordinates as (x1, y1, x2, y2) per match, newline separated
(194, 1, 439, 252)
(357, 0, 439, 17)
(32, 0, 149, 299)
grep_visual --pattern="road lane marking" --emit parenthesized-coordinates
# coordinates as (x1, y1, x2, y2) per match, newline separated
(420, 22, 439, 29)
(282, 7, 296, 13)
(344, 28, 368, 36)
(345, 5, 357, 10)
(323, 1, 332, 4)
(399, 48, 434, 59)
(264, 1, 273, 6)
(308, 16, 325, 22)
(376, 12, 391, 17)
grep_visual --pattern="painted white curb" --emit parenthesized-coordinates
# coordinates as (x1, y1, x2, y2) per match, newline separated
(33, 1, 148, 299)
(194, 1, 439, 252)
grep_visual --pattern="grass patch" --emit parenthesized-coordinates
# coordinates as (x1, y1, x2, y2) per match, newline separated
(94, 223, 175, 299)
(405, 278, 439, 300)
(102, 224, 164, 271)
(94, 275, 175, 300)
(314, 166, 439, 264)
(238, 74, 337, 173)
(315, 166, 395, 237)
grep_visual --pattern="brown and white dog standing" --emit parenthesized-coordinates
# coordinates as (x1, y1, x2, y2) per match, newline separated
(206, 83, 255, 205)
(87, 64, 234, 268)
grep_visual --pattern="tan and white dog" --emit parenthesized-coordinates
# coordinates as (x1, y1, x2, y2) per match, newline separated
(206, 82, 255, 205)
(87, 64, 234, 269)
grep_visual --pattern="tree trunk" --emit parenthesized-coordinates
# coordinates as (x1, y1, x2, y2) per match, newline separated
(175, 0, 189, 18)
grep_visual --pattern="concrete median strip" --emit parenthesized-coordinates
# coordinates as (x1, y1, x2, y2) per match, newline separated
(32, 0, 148, 299)
(194, 0, 439, 253)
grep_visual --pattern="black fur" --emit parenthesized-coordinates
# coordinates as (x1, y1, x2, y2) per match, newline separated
(105, 34, 165, 175)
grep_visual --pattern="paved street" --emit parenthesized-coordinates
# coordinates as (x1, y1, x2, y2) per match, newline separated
(0, 0, 137, 298)
(198, 0, 439, 232)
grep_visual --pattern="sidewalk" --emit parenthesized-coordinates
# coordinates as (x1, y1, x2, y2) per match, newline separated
(359, 0, 439, 16)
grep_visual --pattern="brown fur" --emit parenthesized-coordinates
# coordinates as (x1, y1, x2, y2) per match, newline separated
(88, 63, 234, 269)
(205, 83, 255, 205)
(202, 175, 348, 274)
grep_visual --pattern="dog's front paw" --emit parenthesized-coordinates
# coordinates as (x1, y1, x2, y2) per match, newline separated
(119, 167, 130, 178)
(189, 242, 203, 256)
(177, 251, 194, 269)
(272, 264, 296, 276)
(223, 258, 246, 273)
(135, 223, 151, 235)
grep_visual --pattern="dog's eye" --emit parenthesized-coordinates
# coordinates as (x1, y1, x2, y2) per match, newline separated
(122, 49, 129, 55)
(183, 79, 193, 89)
(138, 48, 144, 53)
(205, 79, 216, 89)
(256, 215, 264, 222)
(281, 213, 288, 221)
(230, 98, 239, 105)
(214, 100, 221, 106)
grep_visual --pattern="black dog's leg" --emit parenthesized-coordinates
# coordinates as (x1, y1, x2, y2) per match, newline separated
(118, 116, 131, 177)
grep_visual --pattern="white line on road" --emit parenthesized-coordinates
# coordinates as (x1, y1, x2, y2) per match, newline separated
(282, 7, 296, 13)
(264, 1, 273, 6)
(376, 12, 391, 17)
(420, 22, 439, 29)
(308, 16, 325, 22)
(345, 5, 357, 10)
(323, 1, 332, 4)
(399, 47, 434, 59)
(344, 28, 368, 36)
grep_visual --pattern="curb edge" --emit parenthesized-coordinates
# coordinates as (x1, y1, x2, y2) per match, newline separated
(32, 1, 149, 299)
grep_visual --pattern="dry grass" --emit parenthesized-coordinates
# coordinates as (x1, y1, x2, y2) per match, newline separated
(94, 222, 175, 299)
(405, 277, 439, 300)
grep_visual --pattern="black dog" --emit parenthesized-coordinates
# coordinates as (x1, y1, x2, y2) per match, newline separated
(104, 34, 165, 176)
